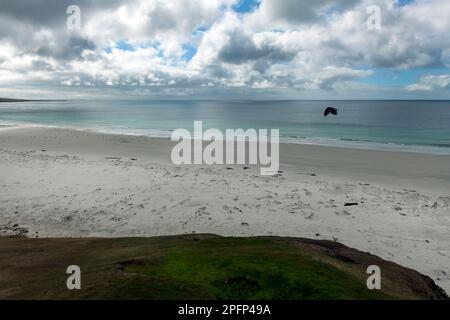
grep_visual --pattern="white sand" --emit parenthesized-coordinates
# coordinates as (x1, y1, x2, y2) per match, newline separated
(1, 125, 449, 293)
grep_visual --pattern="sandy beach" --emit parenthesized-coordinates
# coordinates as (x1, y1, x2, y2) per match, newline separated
(1, 125, 449, 293)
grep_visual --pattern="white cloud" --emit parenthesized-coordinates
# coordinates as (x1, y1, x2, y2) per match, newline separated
(406, 74, 450, 91)
(0, 0, 450, 98)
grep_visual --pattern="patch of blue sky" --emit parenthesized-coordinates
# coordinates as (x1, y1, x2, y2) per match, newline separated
(395, 0, 415, 7)
(104, 40, 160, 54)
(115, 40, 135, 51)
(232, 0, 261, 14)
(358, 68, 448, 87)
(182, 44, 197, 61)
(104, 40, 136, 53)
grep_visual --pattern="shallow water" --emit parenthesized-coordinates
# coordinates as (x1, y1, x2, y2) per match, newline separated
(1, 99, 450, 154)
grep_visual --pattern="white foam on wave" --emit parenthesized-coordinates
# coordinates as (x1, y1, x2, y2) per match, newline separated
(282, 136, 450, 155)
(1, 120, 450, 155)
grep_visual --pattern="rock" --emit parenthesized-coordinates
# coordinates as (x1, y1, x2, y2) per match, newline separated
(344, 202, 358, 207)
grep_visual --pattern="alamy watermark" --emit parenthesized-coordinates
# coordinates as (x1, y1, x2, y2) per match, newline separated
(66, 5, 81, 30)
(366, 5, 381, 30)
(366, 265, 381, 290)
(66, 265, 81, 290)
(171, 121, 279, 176)
(66, 4, 382, 31)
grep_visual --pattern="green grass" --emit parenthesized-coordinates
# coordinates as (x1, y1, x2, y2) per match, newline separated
(0, 235, 446, 300)
(125, 238, 385, 300)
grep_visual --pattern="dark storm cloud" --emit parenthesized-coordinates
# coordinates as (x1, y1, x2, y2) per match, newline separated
(218, 32, 295, 66)
(205, 65, 231, 79)
(36, 37, 96, 61)
(0, 0, 125, 27)
(32, 60, 56, 71)
(323, 32, 447, 70)
(370, 49, 445, 69)
(263, 0, 360, 24)
(0, 1, 107, 62)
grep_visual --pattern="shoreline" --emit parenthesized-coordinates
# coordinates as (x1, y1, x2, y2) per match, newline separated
(1, 125, 450, 294)
(1, 123, 450, 156)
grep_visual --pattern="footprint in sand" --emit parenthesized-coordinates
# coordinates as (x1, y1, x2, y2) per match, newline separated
(195, 206, 209, 217)
(335, 210, 351, 216)
(222, 205, 244, 214)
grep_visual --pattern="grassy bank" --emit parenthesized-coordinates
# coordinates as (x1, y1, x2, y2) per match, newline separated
(0, 234, 447, 299)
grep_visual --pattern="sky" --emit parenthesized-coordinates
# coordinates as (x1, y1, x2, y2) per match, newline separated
(0, 0, 450, 100)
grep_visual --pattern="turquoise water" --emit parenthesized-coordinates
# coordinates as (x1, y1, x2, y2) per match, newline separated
(1, 99, 450, 154)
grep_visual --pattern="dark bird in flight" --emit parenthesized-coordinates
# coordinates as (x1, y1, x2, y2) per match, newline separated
(324, 106, 338, 117)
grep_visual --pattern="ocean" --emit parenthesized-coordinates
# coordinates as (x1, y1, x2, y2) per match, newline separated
(1, 99, 450, 154)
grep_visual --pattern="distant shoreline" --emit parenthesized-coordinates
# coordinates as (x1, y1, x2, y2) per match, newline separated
(2, 98, 450, 103)
(0, 98, 64, 103)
